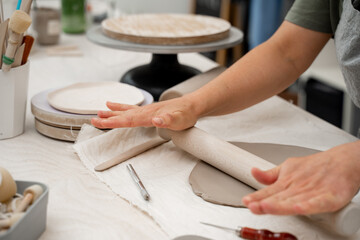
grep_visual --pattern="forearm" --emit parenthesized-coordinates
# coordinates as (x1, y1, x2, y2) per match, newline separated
(186, 21, 331, 117)
(190, 40, 299, 117)
(91, 22, 331, 131)
(328, 140, 360, 187)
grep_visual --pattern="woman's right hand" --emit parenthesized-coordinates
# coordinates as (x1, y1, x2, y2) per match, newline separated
(91, 96, 200, 131)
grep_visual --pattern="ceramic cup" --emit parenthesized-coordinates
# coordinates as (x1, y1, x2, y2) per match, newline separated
(33, 7, 61, 45)
(0, 62, 30, 139)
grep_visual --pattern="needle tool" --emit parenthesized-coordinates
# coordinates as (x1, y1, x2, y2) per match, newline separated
(127, 164, 150, 201)
(200, 222, 297, 240)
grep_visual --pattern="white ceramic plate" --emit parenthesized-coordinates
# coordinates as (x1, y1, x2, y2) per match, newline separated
(48, 82, 145, 114)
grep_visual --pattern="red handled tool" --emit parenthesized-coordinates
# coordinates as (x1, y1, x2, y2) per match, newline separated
(201, 222, 297, 240)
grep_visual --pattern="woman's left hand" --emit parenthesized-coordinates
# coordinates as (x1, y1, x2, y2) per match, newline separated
(242, 140, 360, 215)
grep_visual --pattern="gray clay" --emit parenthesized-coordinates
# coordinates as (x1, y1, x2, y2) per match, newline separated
(189, 142, 320, 207)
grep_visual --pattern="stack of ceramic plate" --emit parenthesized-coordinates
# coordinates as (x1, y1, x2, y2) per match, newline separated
(31, 82, 153, 142)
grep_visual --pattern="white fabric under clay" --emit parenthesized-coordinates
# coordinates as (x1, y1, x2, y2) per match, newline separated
(74, 125, 322, 240)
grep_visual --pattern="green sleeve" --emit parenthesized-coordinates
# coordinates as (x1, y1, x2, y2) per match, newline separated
(285, 0, 333, 34)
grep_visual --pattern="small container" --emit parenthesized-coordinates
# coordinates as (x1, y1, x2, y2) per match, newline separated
(33, 7, 61, 45)
(0, 181, 49, 240)
(0, 62, 30, 140)
(61, 0, 87, 34)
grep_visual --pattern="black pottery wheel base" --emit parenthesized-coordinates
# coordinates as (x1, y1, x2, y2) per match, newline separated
(120, 54, 201, 101)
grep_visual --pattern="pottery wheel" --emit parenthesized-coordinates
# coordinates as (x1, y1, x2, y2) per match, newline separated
(189, 142, 320, 207)
(102, 14, 231, 45)
(88, 25, 243, 54)
(31, 88, 153, 141)
(87, 25, 243, 100)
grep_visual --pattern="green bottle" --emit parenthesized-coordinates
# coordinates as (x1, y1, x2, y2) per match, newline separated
(61, 0, 86, 34)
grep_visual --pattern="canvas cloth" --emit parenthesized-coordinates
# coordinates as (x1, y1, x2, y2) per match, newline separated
(72, 67, 359, 239)
(73, 123, 320, 240)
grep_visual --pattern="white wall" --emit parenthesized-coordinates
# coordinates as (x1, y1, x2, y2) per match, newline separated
(110, 0, 192, 16)
(2, 0, 17, 19)
(1, 0, 192, 20)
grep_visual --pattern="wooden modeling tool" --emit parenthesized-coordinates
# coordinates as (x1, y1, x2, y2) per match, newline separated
(94, 136, 168, 171)
(0, 213, 24, 229)
(1, 10, 32, 72)
(14, 184, 43, 213)
(0, 19, 9, 67)
(12, 43, 24, 67)
(0, 167, 17, 203)
(159, 127, 360, 237)
(4, 197, 23, 212)
(0, 0, 4, 23)
(46, 45, 83, 56)
(21, 35, 34, 65)
(20, 0, 32, 14)
(201, 222, 297, 240)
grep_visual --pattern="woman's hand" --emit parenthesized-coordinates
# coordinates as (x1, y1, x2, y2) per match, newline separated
(242, 141, 360, 215)
(91, 96, 200, 130)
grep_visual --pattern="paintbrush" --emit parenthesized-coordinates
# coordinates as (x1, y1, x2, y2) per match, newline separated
(16, 0, 22, 10)
(1, 10, 32, 72)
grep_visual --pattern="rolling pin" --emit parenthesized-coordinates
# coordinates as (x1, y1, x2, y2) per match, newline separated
(158, 127, 360, 237)
(1, 10, 32, 72)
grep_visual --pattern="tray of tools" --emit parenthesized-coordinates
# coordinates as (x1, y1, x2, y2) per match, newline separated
(0, 167, 49, 240)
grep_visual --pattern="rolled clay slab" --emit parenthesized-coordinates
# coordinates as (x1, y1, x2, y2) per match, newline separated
(47, 82, 145, 114)
(102, 14, 231, 45)
(189, 142, 320, 207)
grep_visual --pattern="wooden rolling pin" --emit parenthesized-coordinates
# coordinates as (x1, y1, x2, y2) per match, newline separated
(1, 10, 32, 72)
(158, 127, 360, 237)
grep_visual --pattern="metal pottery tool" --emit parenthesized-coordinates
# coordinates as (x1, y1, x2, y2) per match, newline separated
(201, 222, 297, 240)
(126, 164, 150, 201)
(1, 10, 32, 72)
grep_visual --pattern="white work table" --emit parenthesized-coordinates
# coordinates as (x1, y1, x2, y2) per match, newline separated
(0, 34, 359, 240)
